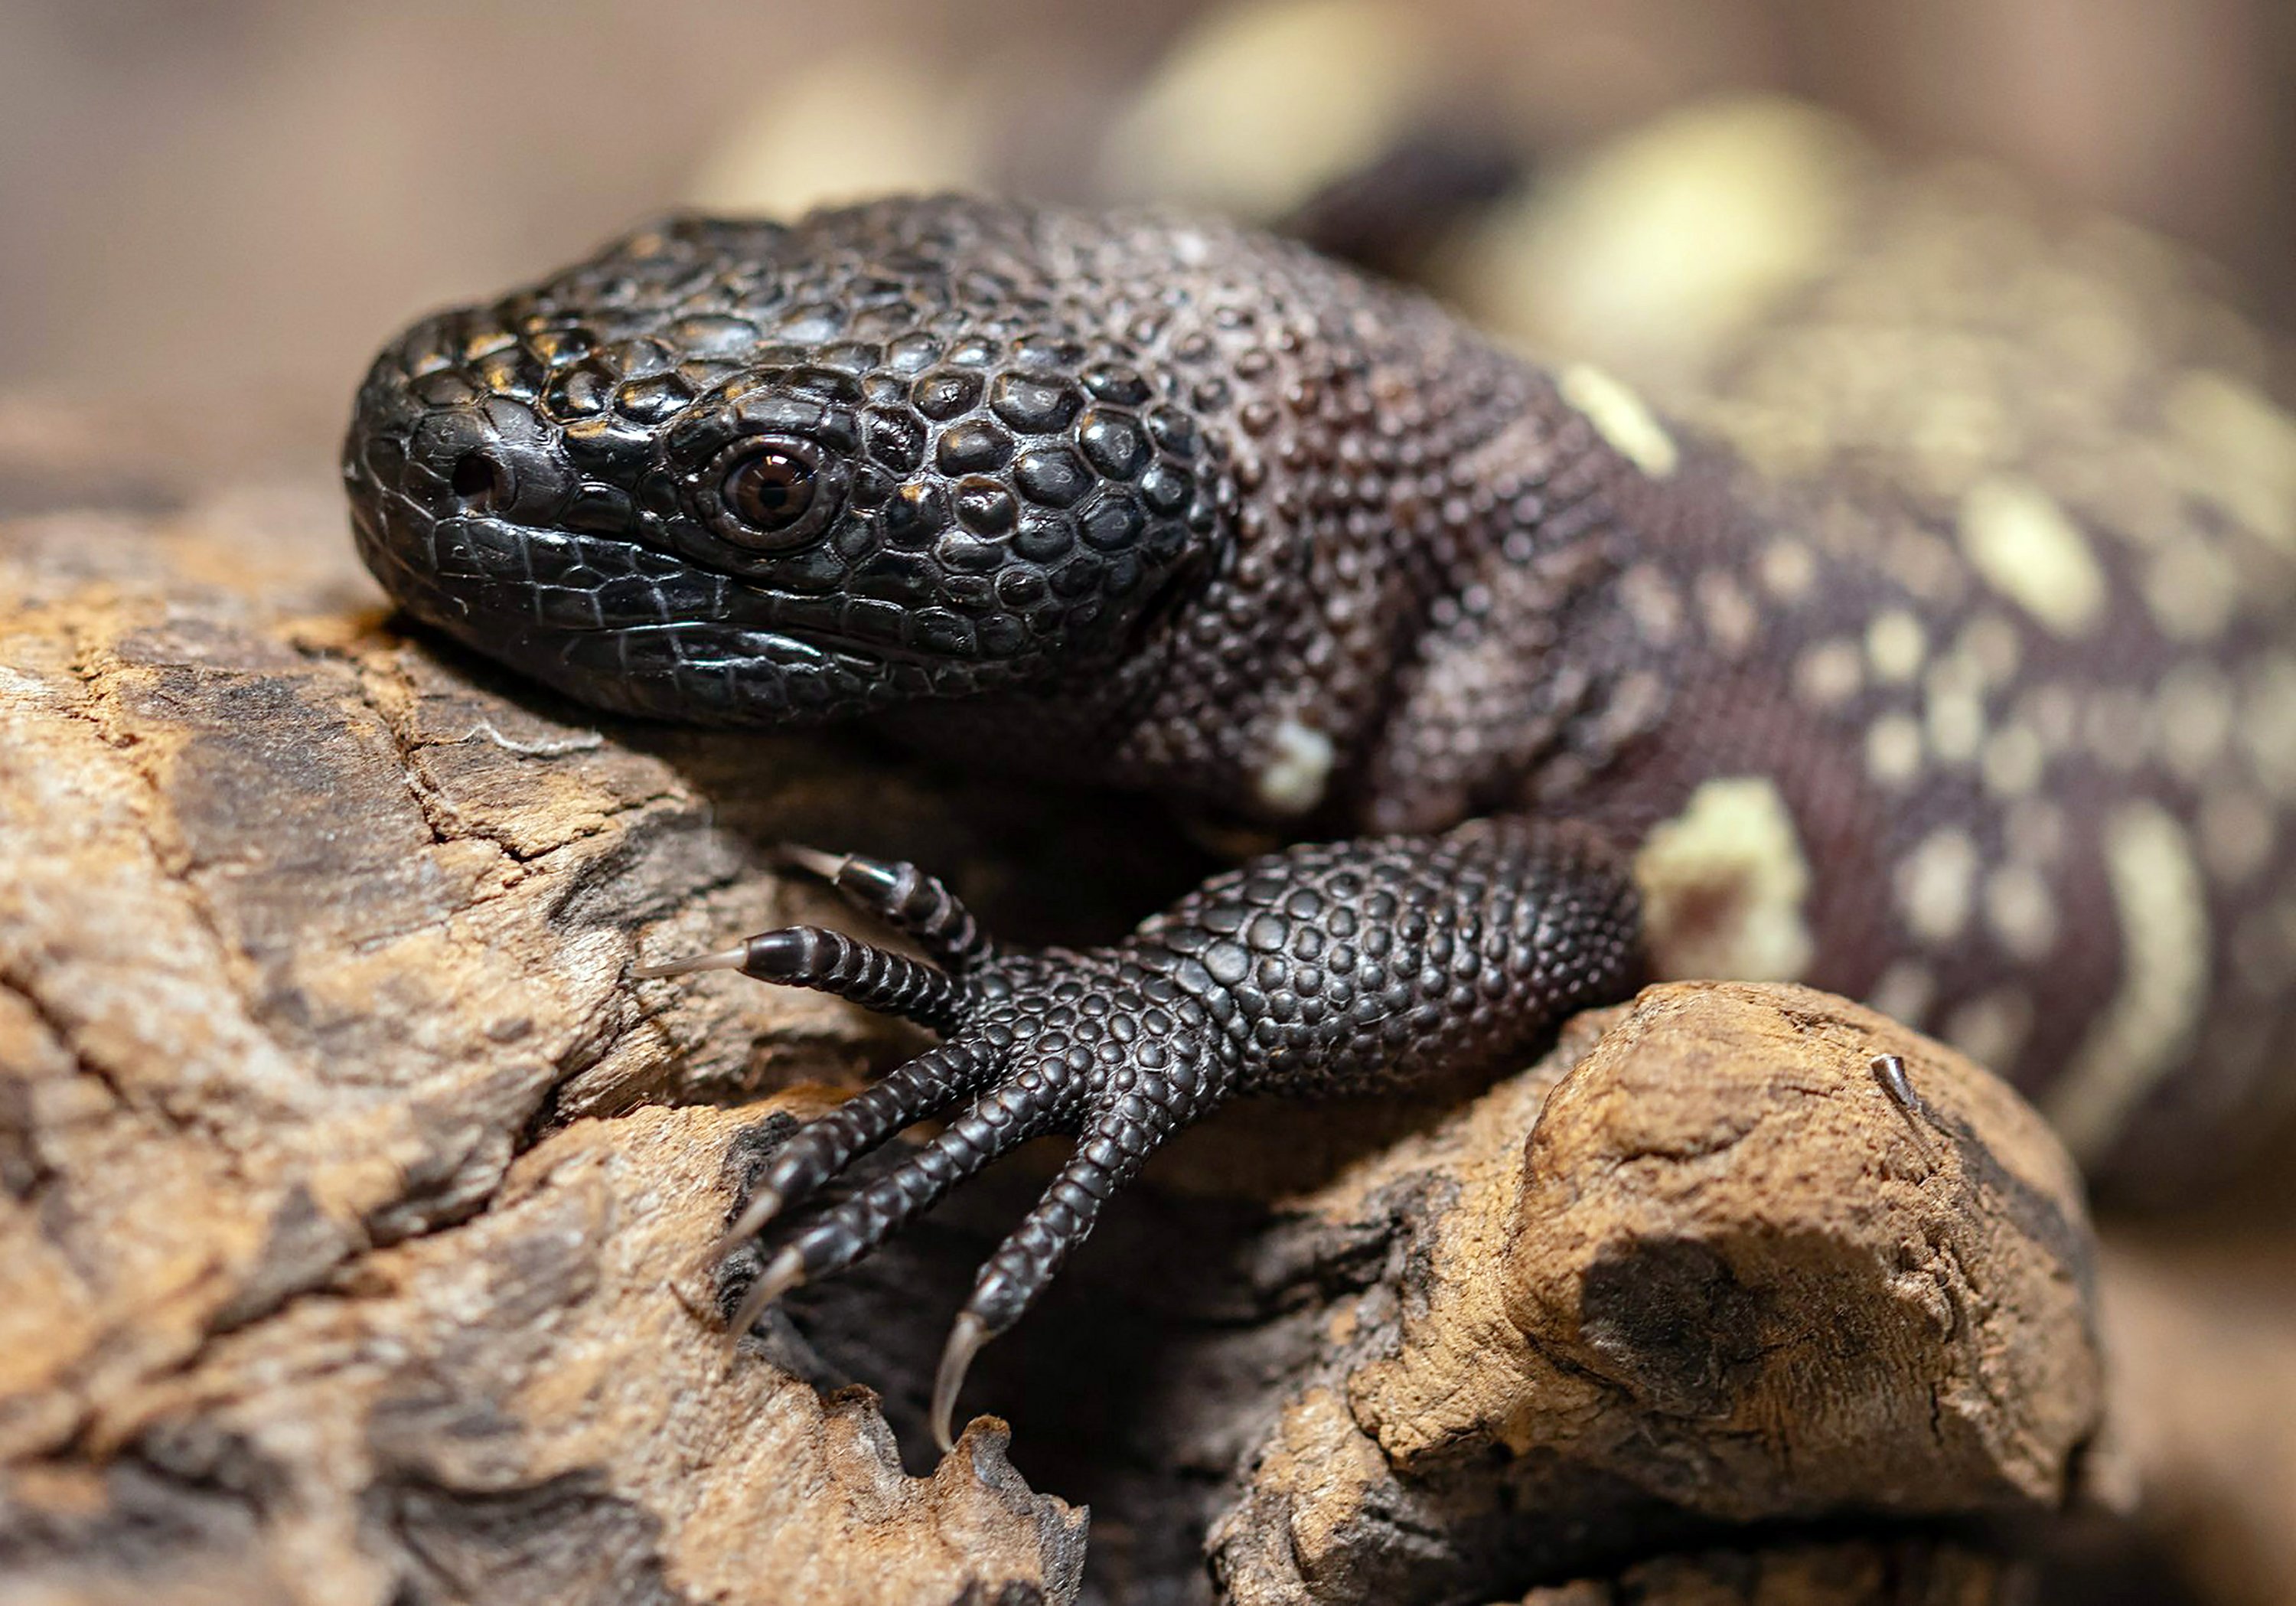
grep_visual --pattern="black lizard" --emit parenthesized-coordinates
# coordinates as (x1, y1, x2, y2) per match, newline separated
(342, 197, 2296, 1448)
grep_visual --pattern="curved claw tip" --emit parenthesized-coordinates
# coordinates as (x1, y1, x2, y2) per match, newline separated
(689, 1187, 786, 1278)
(633, 945, 748, 980)
(931, 1312, 993, 1454)
(722, 1244, 807, 1353)
(778, 843, 850, 880)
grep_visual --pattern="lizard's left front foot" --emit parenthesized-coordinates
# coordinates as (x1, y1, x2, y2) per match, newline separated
(639, 822, 1640, 1449)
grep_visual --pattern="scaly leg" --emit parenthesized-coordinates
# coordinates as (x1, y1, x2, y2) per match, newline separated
(640, 818, 1642, 1449)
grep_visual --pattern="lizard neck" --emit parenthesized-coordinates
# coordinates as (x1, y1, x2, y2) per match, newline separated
(885, 353, 1714, 839)
(866, 221, 1714, 837)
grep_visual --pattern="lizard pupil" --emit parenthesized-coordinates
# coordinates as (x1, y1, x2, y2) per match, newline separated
(727, 450, 815, 531)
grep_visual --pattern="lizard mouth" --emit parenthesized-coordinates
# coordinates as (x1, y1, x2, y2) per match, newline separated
(344, 469, 941, 726)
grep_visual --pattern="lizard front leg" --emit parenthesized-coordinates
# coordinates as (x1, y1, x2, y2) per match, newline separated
(641, 818, 1642, 1448)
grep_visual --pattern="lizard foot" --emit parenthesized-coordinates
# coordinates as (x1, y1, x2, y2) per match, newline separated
(638, 823, 1642, 1450)
(641, 847, 1219, 1450)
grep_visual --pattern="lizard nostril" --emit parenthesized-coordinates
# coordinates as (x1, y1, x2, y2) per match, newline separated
(449, 449, 510, 514)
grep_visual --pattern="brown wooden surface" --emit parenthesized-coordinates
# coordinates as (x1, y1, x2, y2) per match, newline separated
(0, 468, 2114, 1601)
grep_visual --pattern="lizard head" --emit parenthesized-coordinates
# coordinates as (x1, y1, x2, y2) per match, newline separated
(344, 198, 1225, 726)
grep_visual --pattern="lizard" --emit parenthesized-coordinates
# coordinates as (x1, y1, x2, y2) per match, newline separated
(341, 194, 2296, 1451)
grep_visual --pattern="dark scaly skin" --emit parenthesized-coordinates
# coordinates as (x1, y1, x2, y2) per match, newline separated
(343, 197, 2296, 1444)
(679, 821, 1633, 1425)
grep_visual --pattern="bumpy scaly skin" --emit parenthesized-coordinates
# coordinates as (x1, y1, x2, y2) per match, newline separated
(705, 826, 1632, 1362)
(344, 196, 2296, 1440)
(344, 200, 1613, 815)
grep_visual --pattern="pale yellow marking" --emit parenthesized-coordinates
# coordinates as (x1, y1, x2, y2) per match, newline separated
(1956, 475, 2108, 636)
(684, 51, 986, 214)
(1984, 864, 2059, 961)
(1896, 827, 1979, 944)
(1597, 671, 1670, 747)
(1958, 614, 2022, 688)
(1463, 97, 1860, 388)
(2239, 653, 2296, 801)
(2142, 538, 2239, 642)
(1617, 563, 1684, 646)
(2164, 367, 2296, 552)
(1098, 0, 1433, 219)
(1867, 960, 1936, 1027)
(2084, 687, 2151, 774)
(1760, 539, 1817, 602)
(1792, 639, 1864, 710)
(1924, 654, 1988, 765)
(1981, 724, 2046, 798)
(1558, 364, 1680, 478)
(1927, 693, 1986, 765)
(1632, 776, 1813, 981)
(1865, 609, 1926, 684)
(1252, 718, 1335, 817)
(2045, 801, 2211, 1164)
(2199, 788, 2276, 886)
(2154, 663, 2235, 782)
(2006, 798, 2067, 868)
(1944, 988, 2035, 1072)
(1697, 569, 1757, 657)
(1864, 714, 1924, 787)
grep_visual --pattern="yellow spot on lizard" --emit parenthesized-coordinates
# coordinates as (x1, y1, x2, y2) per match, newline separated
(2045, 802, 2210, 1163)
(1633, 776, 1813, 981)
(1558, 364, 1680, 479)
(1957, 475, 2108, 636)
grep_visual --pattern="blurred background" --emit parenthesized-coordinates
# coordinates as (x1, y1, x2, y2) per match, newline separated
(4, 0, 2294, 481)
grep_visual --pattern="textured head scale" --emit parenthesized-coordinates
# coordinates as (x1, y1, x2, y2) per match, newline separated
(343, 197, 1227, 726)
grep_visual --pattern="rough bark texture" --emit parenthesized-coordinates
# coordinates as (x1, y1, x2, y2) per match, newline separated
(0, 452, 2108, 1604)
(1200, 984, 2099, 1606)
(0, 472, 1113, 1605)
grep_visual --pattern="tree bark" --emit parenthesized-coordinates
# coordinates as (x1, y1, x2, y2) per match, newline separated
(2, 459, 2104, 1604)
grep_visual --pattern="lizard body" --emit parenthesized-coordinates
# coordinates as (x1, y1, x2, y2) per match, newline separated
(344, 196, 2296, 1444)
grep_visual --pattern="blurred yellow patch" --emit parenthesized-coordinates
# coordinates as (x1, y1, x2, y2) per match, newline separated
(1453, 96, 1867, 382)
(1101, 0, 1433, 218)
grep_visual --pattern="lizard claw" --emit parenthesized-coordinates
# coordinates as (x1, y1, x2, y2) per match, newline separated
(776, 842, 853, 882)
(685, 1184, 784, 1281)
(932, 1313, 993, 1453)
(780, 844, 992, 973)
(633, 944, 750, 980)
(653, 826, 1640, 1443)
(722, 1243, 807, 1354)
(654, 848, 1223, 1419)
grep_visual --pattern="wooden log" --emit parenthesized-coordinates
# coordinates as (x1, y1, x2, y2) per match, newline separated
(0, 444, 2100, 1603)
(1203, 984, 2100, 1604)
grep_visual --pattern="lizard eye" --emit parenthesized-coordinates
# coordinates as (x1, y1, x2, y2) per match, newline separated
(704, 436, 842, 549)
(729, 449, 814, 527)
